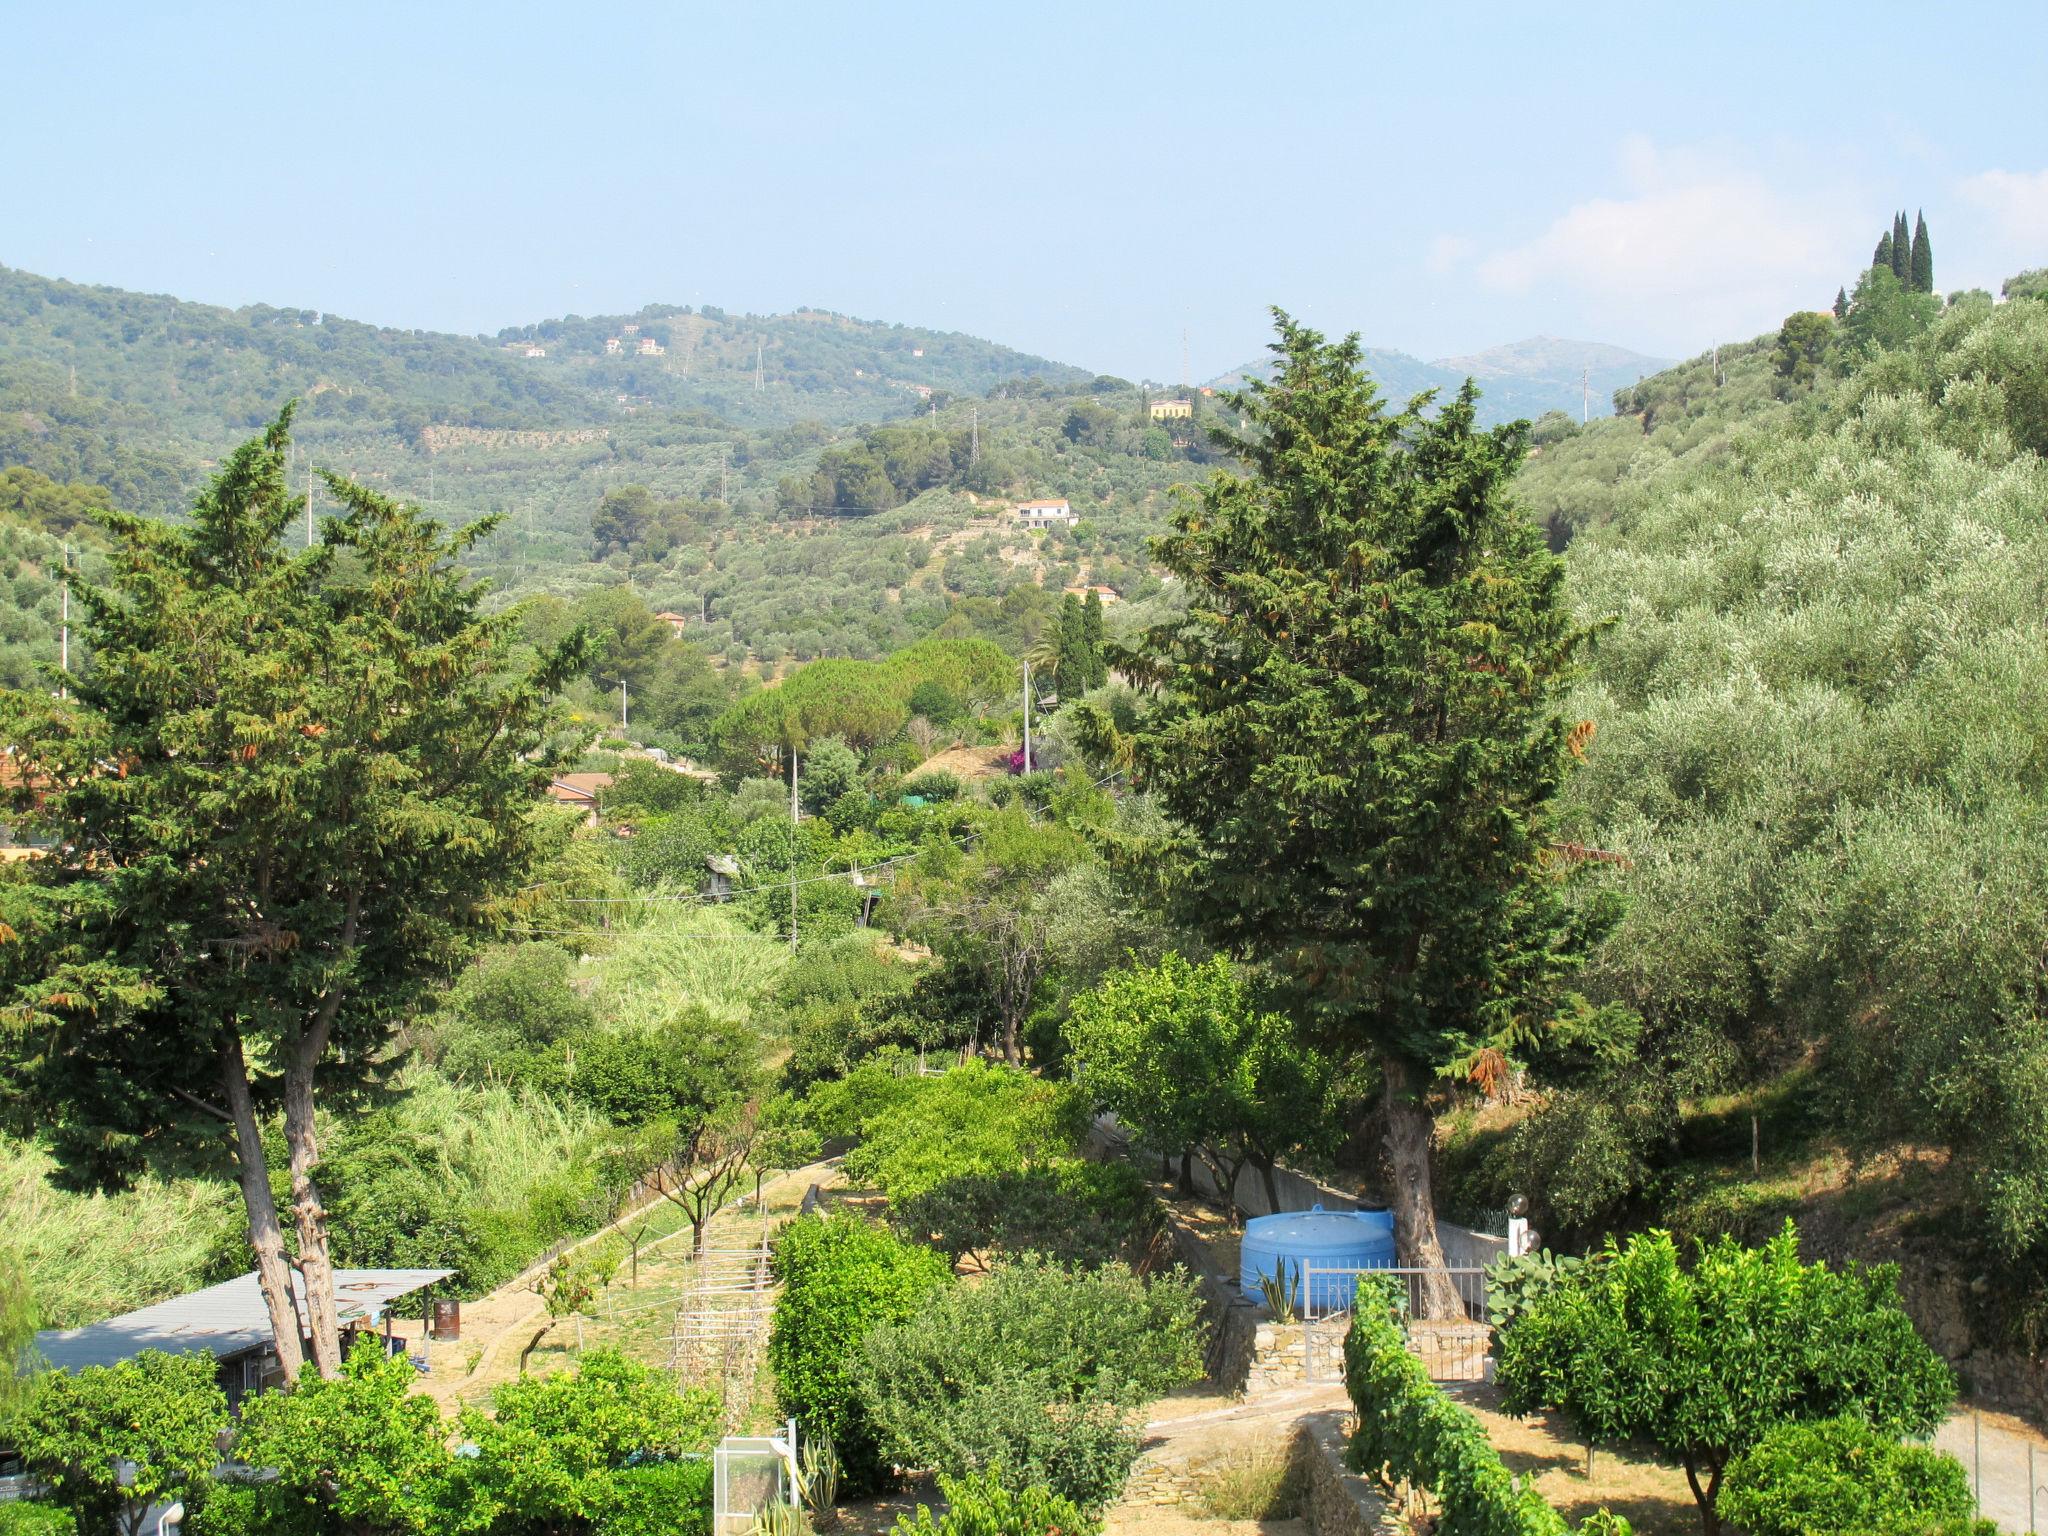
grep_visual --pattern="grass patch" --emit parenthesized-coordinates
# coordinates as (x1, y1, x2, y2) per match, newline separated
(1192, 1439, 1308, 1522)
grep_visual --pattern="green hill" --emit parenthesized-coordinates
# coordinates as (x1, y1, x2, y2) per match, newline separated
(0, 265, 1092, 454)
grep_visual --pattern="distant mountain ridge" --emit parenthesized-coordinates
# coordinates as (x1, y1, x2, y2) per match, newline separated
(0, 265, 1094, 446)
(1209, 334, 1670, 425)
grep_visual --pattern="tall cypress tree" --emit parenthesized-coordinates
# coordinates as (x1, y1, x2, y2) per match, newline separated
(1892, 211, 1911, 282)
(1834, 286, 1850, 320)
(1910, 211, 1933, 293)
(1874, 230, 1895, 273)
(1055, 592, 1090, 698)
(1081, 589, 1107, 688)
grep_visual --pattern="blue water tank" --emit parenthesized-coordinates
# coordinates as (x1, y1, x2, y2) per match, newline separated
(1240, 1204, 1396, 1312)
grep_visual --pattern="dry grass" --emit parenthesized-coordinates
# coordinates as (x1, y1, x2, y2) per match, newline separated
(1192, 1440, 1308, 1522)
(1450, 1384, 1699, 1536)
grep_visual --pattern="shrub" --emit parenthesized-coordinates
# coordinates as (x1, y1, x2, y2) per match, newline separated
(768, 1214, 953, 1495)
(0, 1507, 77, 1536)
(17, 1349, 227, 1536)
(1719, 1418, 1995, 1536)
(1344, 1276, 1624, 1536)
(593, 1460, 716, 1536)
(889, 1472, 1095, 1536)
(889, 1160, 1160, 1269)
(233, 1340, 457, 1536)
(832, 1062, 1091, 1201)
(464, 1350, 721, 1531)
(857, 1258, 1205, 1511)
(1496, 1224, 1956, 1536)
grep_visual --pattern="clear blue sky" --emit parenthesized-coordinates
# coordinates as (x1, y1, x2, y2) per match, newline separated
(7, 1, 2045, 379)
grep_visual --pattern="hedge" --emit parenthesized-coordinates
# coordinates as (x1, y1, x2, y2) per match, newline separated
(1342, 1276, 1627, 1536)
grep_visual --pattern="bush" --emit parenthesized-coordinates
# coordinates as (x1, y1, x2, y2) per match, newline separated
(0, 1507, 76, 1536)
(1719, 1418, 1995, 1536)
(889, 1160, 1160, 1269)
(829, 1062, 1091, 1201)
(1495, 1224, 1954, 1536)
(857, 1257, 1205, 1511)
(1345, 1276, 1621, 1536)
(889, 1472, 1096, 1536)
(768, 1213, 953, 1495)
(464, 1350, 722, 1531)
(594, 1460, 716, 1536)
(897, 770, 962, 803)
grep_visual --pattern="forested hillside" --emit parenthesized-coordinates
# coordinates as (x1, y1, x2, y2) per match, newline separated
(1452, 275, 2048, 1348)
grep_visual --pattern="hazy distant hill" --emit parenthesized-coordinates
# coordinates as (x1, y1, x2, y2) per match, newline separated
(0, 266, 1092, 449)
(1210, 335, 1669, 425)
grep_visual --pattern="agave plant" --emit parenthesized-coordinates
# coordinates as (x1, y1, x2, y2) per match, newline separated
(751, 1499, 813, 1536)
(796, 1433, 841, 1530)
(1258, 1258, 1299, 1322)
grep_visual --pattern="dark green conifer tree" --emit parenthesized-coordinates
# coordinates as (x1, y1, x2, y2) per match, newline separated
(1055, 592, 1090, 699)
(1116, 313, 1615, 1312)
(1834, 286, 1850, 320)
(1874, 230, 1895, 273)
(1910, 211, 1933, 293)
(1081, 589, 1107, 689)
(1892, 211, 1911, 282)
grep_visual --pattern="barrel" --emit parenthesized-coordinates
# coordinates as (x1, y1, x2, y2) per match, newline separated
(432, 1298, 461, 1341)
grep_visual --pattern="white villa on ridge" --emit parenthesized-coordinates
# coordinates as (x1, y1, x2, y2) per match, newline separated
(1014, 497, 1077, 530)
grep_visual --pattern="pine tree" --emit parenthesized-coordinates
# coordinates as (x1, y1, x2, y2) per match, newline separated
(1874, 230, 1894, 273)
(1910, 210, 1933, 293)
(1118, 313, 1614, 1313)
(1834, 286, 1850, 320)
(1081, 588, 1107, 689)
(1892, 211, 1910, 282)
(0, 409, 582, 1380)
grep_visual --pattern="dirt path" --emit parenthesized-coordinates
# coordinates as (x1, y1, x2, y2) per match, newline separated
(400, 1159, 842, 1413)
(1934, 1408, 2048, 1534)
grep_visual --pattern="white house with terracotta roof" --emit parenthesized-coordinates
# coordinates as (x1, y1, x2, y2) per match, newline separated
(1013, 497, 1077, 530)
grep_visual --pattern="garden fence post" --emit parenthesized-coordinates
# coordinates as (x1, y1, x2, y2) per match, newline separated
(1974, 1411, 1982, 1513)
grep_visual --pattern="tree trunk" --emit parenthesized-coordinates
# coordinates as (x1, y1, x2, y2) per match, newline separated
(1381, 1057, 1460, 1319)
(1681, 1457, 1723, 1536)
(1178, 1149, 1194, 1199)
(284, 1045, 344, 1379)
(1254, 1155, 1282, 1219)
(221, 1039, 306, 1381)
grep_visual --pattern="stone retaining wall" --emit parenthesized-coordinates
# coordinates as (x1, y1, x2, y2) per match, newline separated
(1248, 1320, 1308, 1397)
(1299, 1411, 1403, 1536)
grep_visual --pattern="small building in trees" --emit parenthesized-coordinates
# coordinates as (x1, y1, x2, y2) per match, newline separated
(33, 1269, 449, 1411)
(1014, 497, 1077, 529)
(545, 772, 612, 822)
(605, 337, 623, 355)
(1148, 397, 1194, 420)
(654, 609, 691, 636)
(636, 337, 665, 356)
(705, 852, 741, 902)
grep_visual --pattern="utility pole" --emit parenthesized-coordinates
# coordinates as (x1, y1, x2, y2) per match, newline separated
(971, 408, 979, 465)
(788, 749, 800, 951)
(306, 460, 316, 546)
(619, 677, 629, 734)
(1021, 660, 1032, 772)
(755, 340, 764, 393)
(719, 445, 730, 506)
(1581, 365, 1590, 425)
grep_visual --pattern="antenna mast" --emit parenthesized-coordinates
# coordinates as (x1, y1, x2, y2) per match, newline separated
(1581, 365, 1590, 425)
(58, 542, 70, 698)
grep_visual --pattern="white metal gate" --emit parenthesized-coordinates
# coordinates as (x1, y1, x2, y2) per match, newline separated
(1300, 1264, 1491, 1383)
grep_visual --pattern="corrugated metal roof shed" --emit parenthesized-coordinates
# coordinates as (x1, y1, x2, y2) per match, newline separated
(33, 1268, 451, 1373)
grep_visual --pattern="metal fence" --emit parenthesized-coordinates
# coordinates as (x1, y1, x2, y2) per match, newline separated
(1302, 1264, 1492, 1384)
(1928, 1410, 2048, 1534)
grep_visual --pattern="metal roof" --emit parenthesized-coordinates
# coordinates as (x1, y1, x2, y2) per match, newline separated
(33, 1268, 451, 1373)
